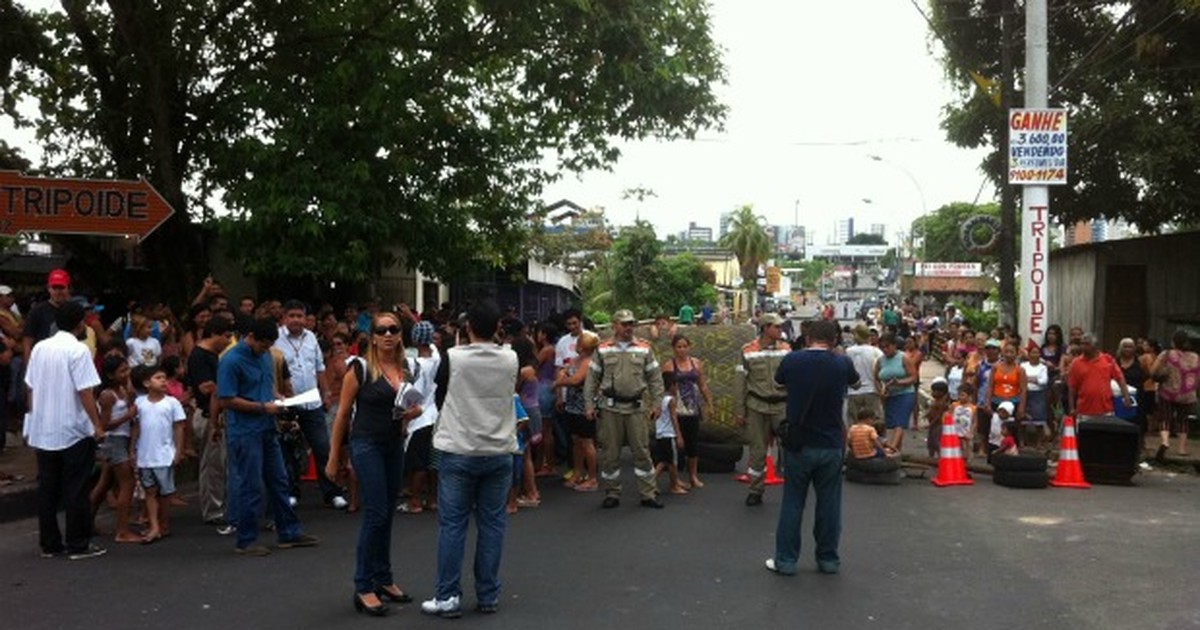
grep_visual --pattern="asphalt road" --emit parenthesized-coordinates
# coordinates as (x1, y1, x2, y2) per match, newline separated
(3, 457, 1198, 630)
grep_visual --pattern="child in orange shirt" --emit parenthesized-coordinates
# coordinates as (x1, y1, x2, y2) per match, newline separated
(847, 410, 895, 460)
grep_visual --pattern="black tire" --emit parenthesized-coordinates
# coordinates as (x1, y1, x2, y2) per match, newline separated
(697, 457, 737, 474)
(845, 456, 901, 474)
(991, 453, 1048, 473)
(694, 442, 743, 463)
(993, 469, 1048, 489)
(845, 467, 903, 485)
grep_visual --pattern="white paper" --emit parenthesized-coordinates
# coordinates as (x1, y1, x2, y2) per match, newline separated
(275, 388, 322, 408)
(394, 382, 425, 410)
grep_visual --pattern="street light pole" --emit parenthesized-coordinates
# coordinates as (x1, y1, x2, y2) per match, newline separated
(869, 155, 929, 307)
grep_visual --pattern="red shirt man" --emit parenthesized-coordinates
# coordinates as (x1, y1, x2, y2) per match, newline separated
(1067, 335, 1131, 418)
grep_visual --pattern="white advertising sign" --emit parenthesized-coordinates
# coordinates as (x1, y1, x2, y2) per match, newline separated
(1008, 108, 1068, 185)
(916, 262, 983, 278)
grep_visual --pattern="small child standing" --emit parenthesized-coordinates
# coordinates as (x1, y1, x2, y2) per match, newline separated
(126, 315, 162, 367)
(161, 355, 198, 459)
(130, 365, 187, 544)
(652, 372, 687, 495)
(925, 377, 951, 458)
(847, 409, 894, 460)
(950, 383, 978, 459)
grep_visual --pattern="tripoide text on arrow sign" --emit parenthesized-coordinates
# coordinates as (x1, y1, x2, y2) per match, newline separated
(1, 185, 150, 219)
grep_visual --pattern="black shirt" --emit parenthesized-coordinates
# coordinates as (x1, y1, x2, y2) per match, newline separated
(188, 346, 220, 415)
(350, 361, 402, 441)
(775, 348, 860, 450)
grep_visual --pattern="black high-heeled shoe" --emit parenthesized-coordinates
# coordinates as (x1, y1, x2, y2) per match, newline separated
(375, 585, 413, 603)
(353, 593, 389, 617)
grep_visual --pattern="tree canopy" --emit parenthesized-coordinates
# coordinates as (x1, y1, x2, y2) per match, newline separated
(580, 220, 716, 323)
(929, 0, 1200, 232)
(912, 201, 1002, 264)
(847, 232, 887, 245)
(1, 0, 726, 298)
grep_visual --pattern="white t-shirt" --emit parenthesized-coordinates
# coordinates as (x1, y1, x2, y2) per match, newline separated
(655, 395, 676, 438)
(1021, 361, 1049, 392)
(405, 349, 442, 434)
(846, 344, 884, 396)
(554, 333, 579, 368)
(126, 336, 162, 367)
(134, 394, 186, 468)
(947, 365, 965, 398)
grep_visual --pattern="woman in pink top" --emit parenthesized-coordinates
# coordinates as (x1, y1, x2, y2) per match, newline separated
(1151, 330, 1199, 459)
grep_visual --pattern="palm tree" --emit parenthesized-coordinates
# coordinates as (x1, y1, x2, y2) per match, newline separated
(719, 204, 772, 316)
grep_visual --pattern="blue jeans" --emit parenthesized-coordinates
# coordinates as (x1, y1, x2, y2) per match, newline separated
(435, 453, 512, 605)
(228, 429, 303, 548)
(774, 446, 844, 574)
(295, 407, 344, 502)
(350, 435, 405, 593)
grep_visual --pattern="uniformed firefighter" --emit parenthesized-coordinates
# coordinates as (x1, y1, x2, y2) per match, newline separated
(584, 309, 666, 509)
(735, 312, 791, 506)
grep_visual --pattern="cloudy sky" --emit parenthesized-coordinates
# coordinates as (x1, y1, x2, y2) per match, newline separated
(541, 0, 997, 245)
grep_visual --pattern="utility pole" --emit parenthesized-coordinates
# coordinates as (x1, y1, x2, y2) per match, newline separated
(997, 0, 1017, 329)
(1019, 0, 1051, 345)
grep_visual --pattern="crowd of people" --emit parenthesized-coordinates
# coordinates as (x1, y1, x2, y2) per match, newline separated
(5, 268, 1197, 612)
(842, 302, 1198, 465)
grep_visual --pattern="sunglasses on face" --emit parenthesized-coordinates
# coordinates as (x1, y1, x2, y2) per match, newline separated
(373, 325, 402, 336)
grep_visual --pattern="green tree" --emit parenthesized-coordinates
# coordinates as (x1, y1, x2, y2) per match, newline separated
(912, 202, 1002, 264)
(929, 0, 1200, 231)
(718, 204, 771, 313)
(0, 0, 726, 299)
(580, 222, 716, 321)
(847, 233, 887, 245)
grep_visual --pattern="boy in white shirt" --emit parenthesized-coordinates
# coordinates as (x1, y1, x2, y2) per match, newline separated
(652, 373, 687, 495)
(131, 365, 187, 544)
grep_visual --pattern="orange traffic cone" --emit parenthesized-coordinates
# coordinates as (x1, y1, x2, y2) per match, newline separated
(301, 453, 318, 481)
(1049, 416, 1090, 489)
(932, 412, 974, 487)
(764, 454, 784, 486)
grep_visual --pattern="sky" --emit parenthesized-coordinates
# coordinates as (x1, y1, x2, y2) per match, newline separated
(3, 0, 997, 248)
(540, 0, 997, 246)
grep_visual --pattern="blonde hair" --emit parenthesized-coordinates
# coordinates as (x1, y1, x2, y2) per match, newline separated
(131, 314, 151, 338)
(577, 330, 600, 354)
(363, 312, 405, 383)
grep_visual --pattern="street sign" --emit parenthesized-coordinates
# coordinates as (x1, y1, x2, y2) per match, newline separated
(765, 266, 781, 294)
(1008, 108, 1068, 185)
(916, 262, 983, 277)
(0, 171, 176, 241)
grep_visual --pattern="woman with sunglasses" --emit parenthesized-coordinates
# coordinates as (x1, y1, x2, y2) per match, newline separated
(327, 313, 424, 616)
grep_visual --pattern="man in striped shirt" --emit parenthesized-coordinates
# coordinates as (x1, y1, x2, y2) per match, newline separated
(24, 300, 106, 560)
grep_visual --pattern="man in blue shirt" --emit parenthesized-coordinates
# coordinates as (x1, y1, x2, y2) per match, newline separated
(218, 318, 319, 556)
(767, 319, 859, 576)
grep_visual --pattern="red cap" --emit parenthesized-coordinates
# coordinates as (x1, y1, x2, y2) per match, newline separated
(47, 269, 71, 287)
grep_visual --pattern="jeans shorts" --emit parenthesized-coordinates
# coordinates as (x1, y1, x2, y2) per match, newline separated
(138, 466, 176, 496)
(101, 435, 132, 465)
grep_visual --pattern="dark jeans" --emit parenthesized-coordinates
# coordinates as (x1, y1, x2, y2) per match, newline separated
(36, 437, 97, 554)
(228, 429, 303, 548)
(294, 407, 344, 502)
(350, 435, 405, 593)
(436, 453, 512, 605)
(774, 446, 844, 574)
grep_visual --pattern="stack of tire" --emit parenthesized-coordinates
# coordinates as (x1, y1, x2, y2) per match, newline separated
(694, 423, 744, 473)
(991, 450, 1049, 488)
(844, 456, 903, 485)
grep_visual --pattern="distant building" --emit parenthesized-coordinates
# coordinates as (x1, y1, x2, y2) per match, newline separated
(869, 223, 886, 238)
(1063, 217, 1137, 246)
(686, 221, 713, 243)
(834, 218, 855, 245)
(719, 211, 734, 241)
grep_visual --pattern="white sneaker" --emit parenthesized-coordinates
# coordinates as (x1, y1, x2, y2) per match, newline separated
(287, 496, 298, 508)
(421, 595, 462, 618)
(331, 496, 349, 510)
